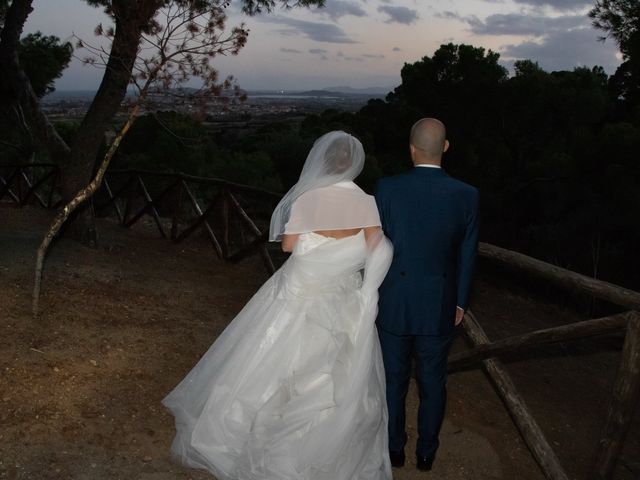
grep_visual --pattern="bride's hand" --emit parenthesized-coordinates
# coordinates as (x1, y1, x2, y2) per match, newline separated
(281, 234, 300, 252)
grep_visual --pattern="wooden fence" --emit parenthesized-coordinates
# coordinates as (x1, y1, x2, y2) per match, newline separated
(1, 163, 638, 480)
(0, 163, 282, 273)
(0, 162, 59, 209)
(452, 244, 640, 480)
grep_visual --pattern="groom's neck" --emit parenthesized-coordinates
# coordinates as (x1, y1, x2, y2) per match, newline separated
(411, 150, 441, 167)
(412, 157, 442, 167)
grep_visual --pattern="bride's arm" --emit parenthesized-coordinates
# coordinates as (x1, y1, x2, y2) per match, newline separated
(363, 226, 382, 248)
(281, 233, 300, 252)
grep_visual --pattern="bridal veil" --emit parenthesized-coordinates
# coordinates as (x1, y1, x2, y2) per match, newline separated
(269, 131, 380, 240)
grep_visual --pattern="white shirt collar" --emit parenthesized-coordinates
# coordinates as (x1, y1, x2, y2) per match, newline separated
(334, 181, 358, 189)
(415, 164, 441, 169)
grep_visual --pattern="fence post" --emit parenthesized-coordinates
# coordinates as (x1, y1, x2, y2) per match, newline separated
(171, 181, 183, 241)
(221, 189, 230, 257)
(462, 311, 570, 480)
(592, 313, 640, 479)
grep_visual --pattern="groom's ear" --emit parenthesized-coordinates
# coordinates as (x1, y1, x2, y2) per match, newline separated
(443, 140, 450, 153)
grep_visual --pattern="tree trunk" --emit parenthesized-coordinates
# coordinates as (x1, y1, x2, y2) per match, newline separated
(0, 0, 70, 165)
(1, 0, 158, 246)
(33, 102, 142, 317)
(59, 6, 149, 246)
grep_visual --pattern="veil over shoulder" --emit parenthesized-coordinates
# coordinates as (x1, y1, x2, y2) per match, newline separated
(269, 131, 380, 240)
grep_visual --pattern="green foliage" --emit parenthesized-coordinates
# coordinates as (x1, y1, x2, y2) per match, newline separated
(237, 0, 325, 15)
(248, 124, 314, 189)
(114, 112, 283, 192)
(51, 120, 81, 146)
(590, 0, 640, 58)
(390, 43, 507, 114)
(0, 25, 72, 162)
(18, 33, 73, 97)
(590, 0, 640, 109)
(0, 10, 73, 159)
(0, 0, 8, 30)
(341, 42, 640, 289)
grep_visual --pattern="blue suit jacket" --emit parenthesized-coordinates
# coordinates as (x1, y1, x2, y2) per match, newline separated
(375, 167, 479, 336)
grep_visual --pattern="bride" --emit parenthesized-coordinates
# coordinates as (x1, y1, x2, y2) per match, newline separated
(162, 131, 393, 480)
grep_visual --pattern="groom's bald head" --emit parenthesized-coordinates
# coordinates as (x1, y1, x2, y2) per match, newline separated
(410, 118, 448, 164)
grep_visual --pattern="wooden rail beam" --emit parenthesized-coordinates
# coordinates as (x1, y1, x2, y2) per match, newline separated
(227, 191, 262, 236)
(122, 172, 137, 225)
(135, 175, 166, 238)
(227, 191, 276, 272)
(174, 181, 223, 258)
(101, 177, 123, 223)
(0, 167, 20, 203)
(479, 243, 640, 311)
(170, 182, 184, 241)
(123, 178, 180, 236)
(95, 175, 134, 217)
(221, 190, 230, 256)
(19, 168, 50, 208)
(226, 230, 270, 264)
(107, 168, 282, 200)
(449, 311, 632, 370)
(592, 313, 640, 480)
(462, 311, 570, 480)
(46, 169, 57, 208)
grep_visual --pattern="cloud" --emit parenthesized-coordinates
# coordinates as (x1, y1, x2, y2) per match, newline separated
(280, 48, 303, 54)
(511, 0, 593, 11)
(392, 47, 402, 52)
(308, 48, 329, 60)
(313, 1, 367, 21)
(501, 27, 621, 73)
(435, 8, 620, 74)
(378, 5, 419, 25)
(261, 17, 357, 43)
(363, 53, 385, 59)
(435, 10, 461, 21)
(467, 13, 586, 36)
(335, 50, 365, 62)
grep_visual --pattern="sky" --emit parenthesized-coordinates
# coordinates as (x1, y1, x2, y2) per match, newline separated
(23, 0, 622, 92)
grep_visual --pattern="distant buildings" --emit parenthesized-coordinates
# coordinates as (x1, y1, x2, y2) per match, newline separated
(42, 89, 382, 123)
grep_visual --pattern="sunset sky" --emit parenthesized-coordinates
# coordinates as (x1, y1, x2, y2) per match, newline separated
(24, 0, 622, 91)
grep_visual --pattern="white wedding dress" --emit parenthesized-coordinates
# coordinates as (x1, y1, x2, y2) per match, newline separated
(163, 229, 393, 480)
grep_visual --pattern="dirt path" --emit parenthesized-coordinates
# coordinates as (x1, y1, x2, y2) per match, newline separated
(0, 205, 637, 480)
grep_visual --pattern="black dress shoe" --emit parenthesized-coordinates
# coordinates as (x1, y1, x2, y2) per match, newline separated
(389, 450, 405, 468)
(416, 455, 434, 471)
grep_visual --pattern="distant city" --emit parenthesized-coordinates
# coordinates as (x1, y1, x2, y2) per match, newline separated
(41, 86, 393, 124)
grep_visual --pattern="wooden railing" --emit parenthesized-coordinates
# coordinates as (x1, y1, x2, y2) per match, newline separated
(2, 163, 638, 480)
(0, 163, 282, 273)
(452, 244, 640, 480)
(0, 163, 60, 209)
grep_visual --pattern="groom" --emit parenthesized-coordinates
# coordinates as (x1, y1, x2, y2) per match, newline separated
(375, 118, 479, 471)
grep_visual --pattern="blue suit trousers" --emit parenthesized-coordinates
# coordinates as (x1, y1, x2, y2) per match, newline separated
(377, 327, 454, 458)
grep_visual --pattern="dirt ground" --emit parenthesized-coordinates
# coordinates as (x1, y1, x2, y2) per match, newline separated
(0, 205, 638, 480)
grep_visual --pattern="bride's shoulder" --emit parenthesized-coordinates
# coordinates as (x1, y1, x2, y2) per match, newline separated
(295, 184, 374, 205)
